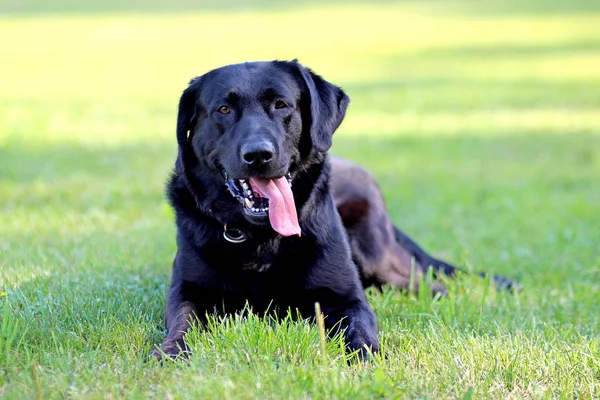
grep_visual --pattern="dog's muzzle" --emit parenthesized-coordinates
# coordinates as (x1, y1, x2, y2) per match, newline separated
(223, 171, 292, 218)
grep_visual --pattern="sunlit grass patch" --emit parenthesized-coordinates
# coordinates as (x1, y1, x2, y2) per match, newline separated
(343, 108, 600, 137)
(1, 2, 599, 101)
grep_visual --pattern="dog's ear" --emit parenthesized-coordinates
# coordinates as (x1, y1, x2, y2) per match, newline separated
(297, 65, 349, 154)
(175, 77, 200, 174)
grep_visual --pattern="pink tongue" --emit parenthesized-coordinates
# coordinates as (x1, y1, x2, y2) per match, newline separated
(249, 177, 301, 237)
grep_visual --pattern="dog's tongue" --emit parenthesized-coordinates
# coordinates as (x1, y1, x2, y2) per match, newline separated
(249, 177, 301, 237)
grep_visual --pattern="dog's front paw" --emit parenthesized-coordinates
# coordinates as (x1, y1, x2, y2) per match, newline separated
(346, 331, 380, 361)
(149, 340, 190, 362)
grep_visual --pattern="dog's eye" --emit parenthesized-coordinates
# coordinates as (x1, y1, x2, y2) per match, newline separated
(274, 100, 287, 109)
(218, 106, 231, 114)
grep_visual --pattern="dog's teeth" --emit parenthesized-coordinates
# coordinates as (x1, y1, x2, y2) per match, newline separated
(246, 190, 252, 196)
(244, 198, 254, 208)
(252, 207, 258, 212)
(242, 182, 249, 190)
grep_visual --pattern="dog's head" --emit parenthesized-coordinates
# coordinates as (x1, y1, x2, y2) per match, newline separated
(175, 60, 349, 236)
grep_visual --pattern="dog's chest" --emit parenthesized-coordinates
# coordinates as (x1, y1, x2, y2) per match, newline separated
(241, 261, 272, 273)
(237, 240, 281, 272)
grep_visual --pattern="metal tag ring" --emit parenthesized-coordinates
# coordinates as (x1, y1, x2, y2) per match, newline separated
(223, 225, 246, 243)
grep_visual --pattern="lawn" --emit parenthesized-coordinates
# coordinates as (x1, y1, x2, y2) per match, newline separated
(1, 0, 599, 398)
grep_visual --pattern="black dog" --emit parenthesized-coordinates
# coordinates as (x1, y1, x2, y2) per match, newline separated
(153, 60, 514, 360)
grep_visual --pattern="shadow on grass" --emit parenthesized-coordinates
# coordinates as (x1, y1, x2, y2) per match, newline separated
(3, 0, 600, 15)
(450, 0, 600, 16)
(0, 140, 176, 184)
(3, 131, 598, 279)
(0, 0, 430, 15)
(2, 130, 597, 198)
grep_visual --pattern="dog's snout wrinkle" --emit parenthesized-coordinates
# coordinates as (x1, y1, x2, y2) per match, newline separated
(240, 140, 275, 166)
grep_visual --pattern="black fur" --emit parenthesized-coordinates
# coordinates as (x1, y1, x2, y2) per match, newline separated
(153, 60, 515, 361)
(155, 61, 378, 360)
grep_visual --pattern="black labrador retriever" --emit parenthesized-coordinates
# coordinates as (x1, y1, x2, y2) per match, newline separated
(153, 60, 514, 360)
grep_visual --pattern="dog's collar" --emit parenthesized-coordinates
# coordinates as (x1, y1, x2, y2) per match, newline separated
(223, 225, 246, 243)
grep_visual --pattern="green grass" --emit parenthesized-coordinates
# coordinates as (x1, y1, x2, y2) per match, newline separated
(1, 0, 600, 398)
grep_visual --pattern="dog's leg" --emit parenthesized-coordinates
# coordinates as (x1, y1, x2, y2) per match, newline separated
(321, 299, 379, 359)
(151, 284, 198, 361)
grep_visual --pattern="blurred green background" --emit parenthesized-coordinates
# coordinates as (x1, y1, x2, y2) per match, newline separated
(1, 0, 599, 398)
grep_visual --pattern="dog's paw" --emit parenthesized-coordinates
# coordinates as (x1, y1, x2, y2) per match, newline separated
(346, 334, 380, 362)
(149, 341, 190, 362)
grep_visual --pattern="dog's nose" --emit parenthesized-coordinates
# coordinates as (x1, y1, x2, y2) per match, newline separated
(240, 140, 274, 165)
